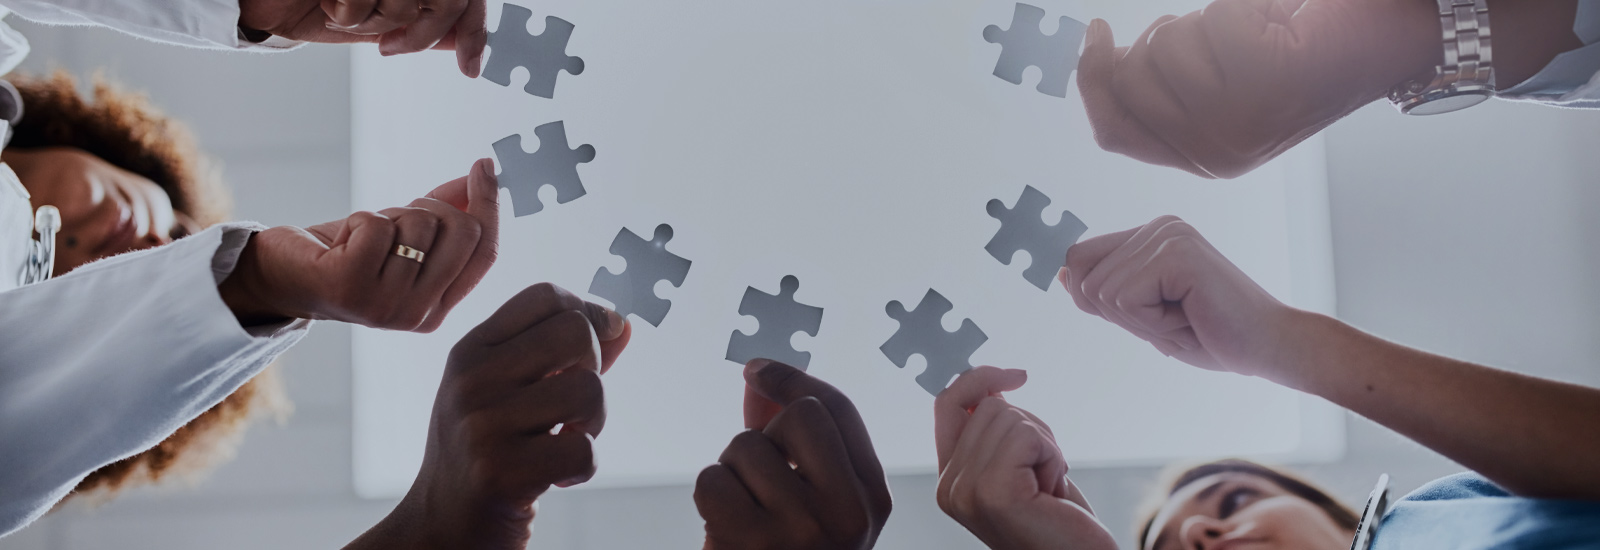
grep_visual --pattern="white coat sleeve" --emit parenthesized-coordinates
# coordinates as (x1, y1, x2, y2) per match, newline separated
(0, 0, 300, 51)
(0, 222, 311, 539)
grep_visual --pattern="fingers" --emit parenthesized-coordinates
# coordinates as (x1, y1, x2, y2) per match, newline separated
(742, 360, 890, 512)
(498, 366, 607, 437)
(694, 464, 762, 536)
(376, 206, 439, 288)
(322, 0, 378, 28)
(334, 0, 421, 36)
(421, 158, 501, 333)
(1076, 19, 1211, 178)
(377, 0, 466, 55)
(716, 430, 809, 515)
(764, 398, 864, 516)
(934, 367, 1027, 470)
(488, 309, 603, 382)
(460, 283, 618, 347)
(334, 210, 397, 281)
(453, 0, 489, 77)
(1063, 226, 1140, 316)
(495, 430, 597, 497)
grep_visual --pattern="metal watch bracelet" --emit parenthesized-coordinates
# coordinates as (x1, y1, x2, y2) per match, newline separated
(1389, 0, 1496, 115)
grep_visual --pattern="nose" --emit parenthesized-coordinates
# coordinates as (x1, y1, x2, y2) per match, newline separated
(1179, 515, 1227, 550)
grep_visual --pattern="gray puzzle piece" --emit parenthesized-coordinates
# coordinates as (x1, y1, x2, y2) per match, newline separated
(983, 3, 1088, 98)
(881, 289, 988, 396)
(483, 4, 584, 98)
(986, 185, 1088, 290)
(727, 275, 824, 370)
(492, 121, 596, 217)
(589, 224, 691, 327)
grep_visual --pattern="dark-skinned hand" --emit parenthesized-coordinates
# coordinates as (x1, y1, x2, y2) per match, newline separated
(695, 360, 893, 550)
(344, 283, 633, 550)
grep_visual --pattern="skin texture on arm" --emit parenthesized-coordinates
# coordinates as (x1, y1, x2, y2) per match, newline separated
(933, 367, 1117, 550)
(1063, 216, 1600, 500)
(1078, 0, 1581, 179)
(343, 283, 632, 550)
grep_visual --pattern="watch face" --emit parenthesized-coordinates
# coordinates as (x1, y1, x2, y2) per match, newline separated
(1405, 91, 1492, 116)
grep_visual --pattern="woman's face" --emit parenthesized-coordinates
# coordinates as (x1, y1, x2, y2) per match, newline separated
(1145, 472, 1355, 550)
(5, 147, 197, 274)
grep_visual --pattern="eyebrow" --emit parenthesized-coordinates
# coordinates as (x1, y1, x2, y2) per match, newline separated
(1148, 480, 1229, 550)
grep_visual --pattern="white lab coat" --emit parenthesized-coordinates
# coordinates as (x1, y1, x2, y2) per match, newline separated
(0, 0, 307, 539)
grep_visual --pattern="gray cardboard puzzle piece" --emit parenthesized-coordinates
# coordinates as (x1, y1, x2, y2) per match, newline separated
(986, 185, 1088, 290)
(881, 289, 988, 396)
(983, 3, 1088, 98)
(492, 121, 595, 217)
(726, 275, 824, 370)
(483, 4, 584, 98)
(589, 224, 691, 327)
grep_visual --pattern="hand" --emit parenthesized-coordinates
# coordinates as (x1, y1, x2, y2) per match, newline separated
(934, 367, 1116, 550)
(1078, 0, 1444, 179)
(345, 283, 633, 550)
(220, 158, 499, 332)
(1061, 216, 1295, 377)
(237, 0, 489, 77)
(694, 360, 892, 550)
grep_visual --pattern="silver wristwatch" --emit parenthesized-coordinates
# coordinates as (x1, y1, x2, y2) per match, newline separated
(1388, 0, 1495, 116)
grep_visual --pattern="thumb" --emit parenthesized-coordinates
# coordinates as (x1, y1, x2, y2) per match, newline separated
(933, 367, 1027, 471)
(426, 158, 501, 322)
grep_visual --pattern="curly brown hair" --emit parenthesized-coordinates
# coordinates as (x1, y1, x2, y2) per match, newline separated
(7, 71, 288, 498)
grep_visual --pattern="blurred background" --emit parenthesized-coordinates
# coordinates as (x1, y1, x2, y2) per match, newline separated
(3, 9, 1600, 550)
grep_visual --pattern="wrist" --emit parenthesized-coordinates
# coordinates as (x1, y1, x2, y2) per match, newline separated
(1248, 309, 1350, 394)
(1369, 0, 1451, 97)
(217, 234, 292, 326)
(1487, 0, 1582, 90)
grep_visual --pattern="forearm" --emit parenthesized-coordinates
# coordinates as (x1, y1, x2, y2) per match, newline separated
(1490, 0, 1583, 90)
(1266, 310, 1600, 499)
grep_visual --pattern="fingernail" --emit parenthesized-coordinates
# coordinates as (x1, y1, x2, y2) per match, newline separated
(476, 157, 495, 180)
(1008, 368, 1028, 381)
(598, 307, 624, 340)
(744, 358, 774, 376)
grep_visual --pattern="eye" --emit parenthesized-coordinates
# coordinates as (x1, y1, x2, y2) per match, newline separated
(1218, 487, 1258, 518)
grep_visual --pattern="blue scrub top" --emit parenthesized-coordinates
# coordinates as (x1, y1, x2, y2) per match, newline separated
(1371, 473, 1600, 549)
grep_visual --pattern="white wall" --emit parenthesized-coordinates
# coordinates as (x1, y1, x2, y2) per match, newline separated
(3, 18, 1598, 550)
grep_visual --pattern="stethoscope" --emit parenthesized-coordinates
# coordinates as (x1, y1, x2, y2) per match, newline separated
(0, 79, 55, 286)
(1350, 474, 1391, 550)
(19, 203, 58, 286)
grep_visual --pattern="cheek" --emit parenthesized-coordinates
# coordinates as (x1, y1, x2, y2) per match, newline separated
(1236, 497, 1350, 549)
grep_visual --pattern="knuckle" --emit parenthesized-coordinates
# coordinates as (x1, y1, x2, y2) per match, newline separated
(728, 429, 768, 452)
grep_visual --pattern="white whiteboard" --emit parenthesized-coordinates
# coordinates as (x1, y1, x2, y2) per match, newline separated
(351, 0, 1344, 498)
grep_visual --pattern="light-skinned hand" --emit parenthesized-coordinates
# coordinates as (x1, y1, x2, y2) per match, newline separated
(344, 283, 633, 550)
(694, 360, 892, 550)
(1061, 215, 1295, 377)
(934, 367, 1116, 550)
(237, 0, 489, 77)
(219, 158, 499, 333)
(1077, 0, 1580, 179)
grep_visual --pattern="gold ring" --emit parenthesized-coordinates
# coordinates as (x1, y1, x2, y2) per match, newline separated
(394, 244, 426, 264)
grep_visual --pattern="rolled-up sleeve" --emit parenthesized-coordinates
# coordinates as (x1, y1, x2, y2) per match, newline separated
(0, 0, 301, 51)
(1499, 0, 1600, 107)
(0, 222, 310, 539)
